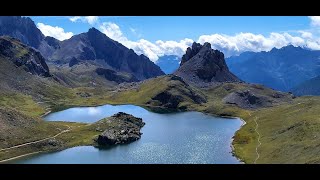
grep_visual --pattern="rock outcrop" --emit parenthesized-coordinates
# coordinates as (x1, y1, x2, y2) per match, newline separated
(146, 75, 207, 110)
(0, 36, 51, 77)
(96, 112, 145, 145)
(222, 88, 293, 109)
(174, 42, 241, 87)
(95, 68, 138, 83)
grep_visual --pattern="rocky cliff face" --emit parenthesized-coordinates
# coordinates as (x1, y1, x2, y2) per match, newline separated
(48, 28, 164, 80)
(0, 36, 50, 77)
(0, 16, 44, 48)
(95, 112, 145, 145)
(174, 42, 241, 87)
(0, 16, 61, 60)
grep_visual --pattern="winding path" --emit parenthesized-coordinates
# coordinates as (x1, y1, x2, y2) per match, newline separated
(0, 125, 71, 152)
(253, 117, 261, 164)
(0, 151, 43, 163)
(247, 112, 261, 164)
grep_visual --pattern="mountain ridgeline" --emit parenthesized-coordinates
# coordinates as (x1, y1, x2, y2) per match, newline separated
(0, 16, 44, 48)
(291, 75, 320, 96)
(46, 28, 164, 81)
(0, 16, 164, 85)
(226, 45, 320, 92)
(174, 42, 241, 87)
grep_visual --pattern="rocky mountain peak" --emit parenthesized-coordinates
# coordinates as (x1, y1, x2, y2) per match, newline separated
(48, 27, 164, 81)
(88, 27, 101, 34)
(174, 42, 241, 87)
(0, 16, 45, 48)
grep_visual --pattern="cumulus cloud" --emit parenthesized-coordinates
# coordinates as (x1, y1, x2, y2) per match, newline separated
(309, 16, 320, 27)
(37, 23, 73, 41)
(57, 17, 320, 62)
(99, 22, 193, 61)
(69, 16, 81, 22)
(69, 16, 99, 25)
(299, 31, 313, 39)
(197, 32, 308, 57)
(97, 20, 320, 62)
(100, 22, 127, 42)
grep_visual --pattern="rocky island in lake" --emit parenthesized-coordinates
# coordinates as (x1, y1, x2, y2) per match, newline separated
(94, 112, 145, 146)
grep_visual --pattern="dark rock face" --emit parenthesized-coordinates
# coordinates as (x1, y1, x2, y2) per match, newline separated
(174, 42, 241, 87)
(44, 36, 60, 49)
(0, 36, 50, 77)
(181, 42, 203, 66)
(49, 28, 165, 81)
(0, 16, 61, 59)
(96, 112, 145, 145)
(150, 91, 183, 109)
(68, 57, 80, 67)
(0, 16, 44, 48)
(95, 68, 138, 83)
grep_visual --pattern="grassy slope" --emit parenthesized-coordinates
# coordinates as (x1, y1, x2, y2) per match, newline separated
(233, 96, 320, 163)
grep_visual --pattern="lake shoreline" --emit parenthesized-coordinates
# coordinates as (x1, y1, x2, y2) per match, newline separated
(6, 104, 244, 164)
(231, 118, 247, 164)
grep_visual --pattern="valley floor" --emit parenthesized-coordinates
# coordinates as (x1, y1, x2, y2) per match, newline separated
(1, 77, 320, 163)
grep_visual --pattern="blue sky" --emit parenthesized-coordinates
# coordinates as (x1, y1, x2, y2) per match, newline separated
(30, 16, 310, 41)
(29, 16, 320, 62)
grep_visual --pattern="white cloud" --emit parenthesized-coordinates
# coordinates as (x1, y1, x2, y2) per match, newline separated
(37, 23, 73, 41)
(85, 16, 99, 25)
(100, 22, 127, 42)
(96, 17, 320, 61)
(309, 16, 320, 27)
(69, 16, 99, 25)
(98, 22, 193, 61)
(69, 16, 81, 22)
(197, 32, 307, 57)
(44, 16, 318, 62)
(155, 39, 194, 56)
(299, 31, 313, 39)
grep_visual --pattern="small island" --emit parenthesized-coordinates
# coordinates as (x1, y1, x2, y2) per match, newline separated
(94, 112, 145, 146)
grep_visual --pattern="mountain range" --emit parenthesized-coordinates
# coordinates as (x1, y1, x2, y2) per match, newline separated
(226, 45, 320, 92)
(0, 16, 164, 87)
(291, 75, 320, 96)
(155, 55, 180, 74)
